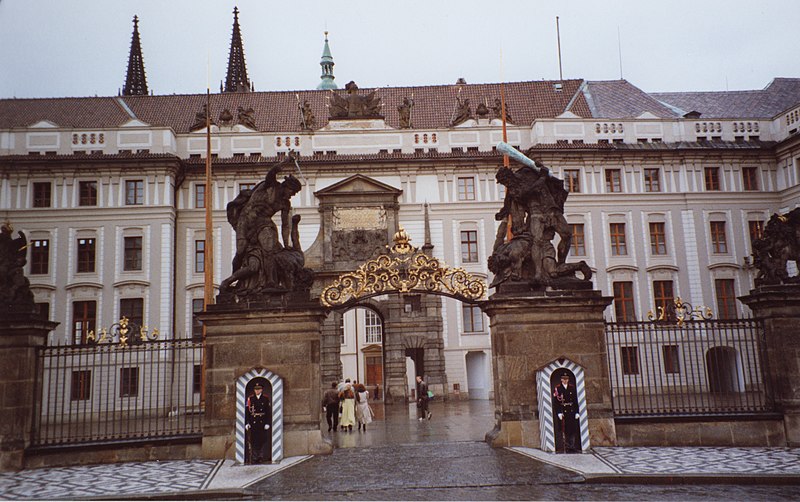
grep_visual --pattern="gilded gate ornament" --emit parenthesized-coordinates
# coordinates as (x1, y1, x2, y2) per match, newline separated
(321, 227, 486, 307)
(86, 317, 160, 347)
(646, 297, 713, 326)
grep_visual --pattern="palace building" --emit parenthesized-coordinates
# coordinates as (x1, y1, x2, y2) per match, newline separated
(2, 10, 799, 402)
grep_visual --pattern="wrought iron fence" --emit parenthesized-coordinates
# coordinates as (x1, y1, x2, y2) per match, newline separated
(605, 318, 773, 417)
(33, 326, 203, 448)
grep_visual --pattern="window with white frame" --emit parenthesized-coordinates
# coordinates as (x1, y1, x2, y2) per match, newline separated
(364, 310, 382, 343)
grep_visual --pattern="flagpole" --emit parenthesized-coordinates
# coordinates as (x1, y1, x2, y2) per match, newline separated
(201, 80, 214, 406)
(500, 49, 513, 242)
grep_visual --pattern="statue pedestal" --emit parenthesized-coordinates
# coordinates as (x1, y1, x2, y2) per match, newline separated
(0, 313, 58, 471)
(199, 301, 332, 460)
(740, 284, 800, 446)
(482, 289, 616, 449)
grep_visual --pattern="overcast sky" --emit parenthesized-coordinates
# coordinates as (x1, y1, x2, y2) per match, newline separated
(1, 0, 798, 99)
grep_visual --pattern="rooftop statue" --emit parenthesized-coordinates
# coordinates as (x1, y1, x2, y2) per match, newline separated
(237, 106, 256, 129)
(397, 97, 414, 129)
(219, 152, 313, 301)
(300, 99, 316, 130)
(190, 104, 213, 131)
(451, 97, 472, 126)
(0, 222, 36, 314)
(329, 81, 383, 119)
(488, 143, 591, 290)
(752, 208, 800, 286)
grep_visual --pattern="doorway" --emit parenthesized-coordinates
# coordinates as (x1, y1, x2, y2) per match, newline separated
(706, 346, 744, 393)
(465, 351, 489, 400)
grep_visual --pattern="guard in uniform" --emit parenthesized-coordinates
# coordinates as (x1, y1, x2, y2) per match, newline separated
(245, 382, 272, 463)
(553, 372, 580, 453)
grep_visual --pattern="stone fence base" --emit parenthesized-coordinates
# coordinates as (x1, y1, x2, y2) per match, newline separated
(615, 418, 786, 447)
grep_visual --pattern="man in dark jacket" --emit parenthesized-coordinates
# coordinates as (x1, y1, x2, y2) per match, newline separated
(416, 375, 431, 421)
(553, 372, 580, 453)
(246, 383, 272, 463)
(322, 381, 340, 432)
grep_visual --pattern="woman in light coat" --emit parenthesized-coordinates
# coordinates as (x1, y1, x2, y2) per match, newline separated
(355, 383, 374, 431)
(339, 384, 356, 432)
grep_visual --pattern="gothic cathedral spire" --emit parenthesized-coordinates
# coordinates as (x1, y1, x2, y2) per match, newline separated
(224, 7, 252, 93)
(122, 15, 149, 96)
(317, 31, 337, 90)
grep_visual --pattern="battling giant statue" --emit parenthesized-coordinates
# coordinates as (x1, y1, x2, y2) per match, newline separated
(488, 143, 592, 290)
(752, 208, 800, 286)
(0, 222, 37, 314)
(219, 152, 313, 302)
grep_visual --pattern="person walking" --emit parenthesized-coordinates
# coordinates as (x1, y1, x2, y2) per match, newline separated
(415, 375, 431, 421)
(355, 383, 374, 431)
(339, 383, 356, 432)
(322, 381, 340, 432)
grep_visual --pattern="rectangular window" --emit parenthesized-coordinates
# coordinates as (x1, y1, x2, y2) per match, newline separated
(364, 309, 383, 343)
(609, 223, 627, 256)
(662, 345, 680, 374)
(497, 184, 506, 200)
(239, 183, 256, 192)
(71, 370, 92, 401)
(30, 239, 49, 274)
(564, 169, 581, 193)
(653, 280, 674, 319)
(194, 240, 205, 274)
(79, 181, 98, 206)
(742, 167, 759, 191)
(649, 222, 667, 255)
(73, 300, 96, 345)
(710, 221, 728, 254)
(195, 183, 206, 209)
(338, 314, 345, 345)
(125, 180, 144, 205)
(704, 167, 720, 191)
(120, 298, 144, 328)
(35, 302, 50, 319)
(192, 298, 204, 340)
(613, 281, 636, 321)
(120, 367, 139, 397)
(748, 220, 764, 248)
(715, 279, 737, 319)
(123, 236, 143, 271)
(33, 182, 52, 208)
(644, 168, 661, 192)
(460, 230, 478, 263)
(605, 169, 622, 192)
(77, 238, 96, 273)
(457, 177, 476, 201)
(193, 365, 202, 394)
(462, 305, 484, 332)
(570, 224, 586, 256)
(620, 346, 640, 375)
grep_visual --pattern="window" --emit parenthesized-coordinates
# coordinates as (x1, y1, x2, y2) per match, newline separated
(564, 169, 580, 193)
(239, 183, 256, 192)
(120, 367, 139, 397)
(653, 280, 674, 319)
(609, 223, 627, 256)
(748, 220, 764, 248)
(662, 345, 680, 374)
(195, 240, 205, 273)
(195, 183, 206, 209)
(710, 221, 728, 254)
(192, 298, 204, 340)
(338, 314, 345, 345)
(715, 279, 737, 319)
(460, 230, 478, 263)
(120, 298, 144, 328)
(457, 177, 475, 201)
(605, 169, 622, 192)
(73, 300, 96, 344)
(33, 182, 52, 207)
(125, 180, 144, 205)
(742, 167, 758, 191)
(497, 184, 506, 200)
(613, 281, 636, 321)
(71, 370, 92, 401)
(644, 168, 661, 192)
(35, 302, 50, 319)
(704, 167, 720, 191)
(649, 222, 667, 255)
(30, 239, 49, 274)
(123, 236, 143, 271)
(79, 181, 97, 206)
(620, 346, 640, 375)
(77, 238, 96, 273)
(193, 365, 202, 394)
(571, 224, 586, 256)
(364, 309, 382, 343)
(462, 305, 484, 332)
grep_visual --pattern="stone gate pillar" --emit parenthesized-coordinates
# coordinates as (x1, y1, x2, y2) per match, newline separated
(740, 284, 800, 446)
(0, 313, 58, 471)
(482, 289, 616, 449)
(198, 299, 333, 460)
